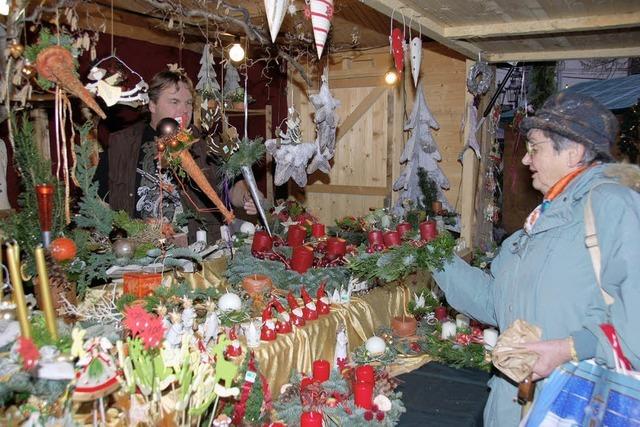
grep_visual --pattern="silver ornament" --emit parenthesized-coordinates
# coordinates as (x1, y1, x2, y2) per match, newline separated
(113, 239, 135, 259)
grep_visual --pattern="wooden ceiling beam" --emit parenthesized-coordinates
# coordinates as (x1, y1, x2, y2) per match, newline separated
(361, 0, 480, 60)
(486, 46, 640, 63)
(75, 3, 204, 53)
(445, 12, 640, 39)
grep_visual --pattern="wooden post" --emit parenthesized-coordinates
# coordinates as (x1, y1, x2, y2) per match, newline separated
(459, 59, 479, 250)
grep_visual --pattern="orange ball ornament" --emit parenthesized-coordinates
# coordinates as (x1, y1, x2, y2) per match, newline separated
(49, 237, 77, 262)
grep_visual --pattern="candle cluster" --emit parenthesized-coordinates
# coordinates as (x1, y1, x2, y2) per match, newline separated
(251, 223, 350, 274)
(366, 220, 438, 253)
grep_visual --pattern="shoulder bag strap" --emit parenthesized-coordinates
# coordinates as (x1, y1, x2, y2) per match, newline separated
(584, 189, 615, 306)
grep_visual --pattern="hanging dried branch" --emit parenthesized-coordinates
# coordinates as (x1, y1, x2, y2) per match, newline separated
(140, 0, 313, 86)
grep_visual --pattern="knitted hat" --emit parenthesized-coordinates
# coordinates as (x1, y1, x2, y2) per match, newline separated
(520, 92, 619, 157)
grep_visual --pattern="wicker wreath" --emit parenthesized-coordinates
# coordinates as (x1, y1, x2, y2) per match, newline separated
(466, 61, 494, 96)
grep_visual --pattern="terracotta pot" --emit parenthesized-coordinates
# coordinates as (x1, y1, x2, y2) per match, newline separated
(392, 315, 417, 337)
(232, 101, 245, 110)
(242, 274, 273, 295)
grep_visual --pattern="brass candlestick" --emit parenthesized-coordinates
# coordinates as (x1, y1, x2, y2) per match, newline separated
(34, 245, 58, 340)
(5, 242, 31, 339)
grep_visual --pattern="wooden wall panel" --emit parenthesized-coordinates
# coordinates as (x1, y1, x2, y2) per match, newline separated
(289, 45, 466, 225)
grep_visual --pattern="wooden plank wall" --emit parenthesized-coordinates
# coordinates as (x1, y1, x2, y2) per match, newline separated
(288, 44, 466, 225)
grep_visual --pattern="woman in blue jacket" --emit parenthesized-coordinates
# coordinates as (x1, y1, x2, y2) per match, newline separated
(432, 92, 640, 426)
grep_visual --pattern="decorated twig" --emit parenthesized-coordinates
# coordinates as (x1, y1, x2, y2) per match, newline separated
(157, 117, 235, 224)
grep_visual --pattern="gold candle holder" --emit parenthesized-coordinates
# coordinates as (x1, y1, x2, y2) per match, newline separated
(5, 242, 31, 339)
(34, 245, 58, 340)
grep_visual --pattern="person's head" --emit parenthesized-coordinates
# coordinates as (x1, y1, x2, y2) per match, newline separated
(148, 70, 194, 130)
(520, 92, 619, 194)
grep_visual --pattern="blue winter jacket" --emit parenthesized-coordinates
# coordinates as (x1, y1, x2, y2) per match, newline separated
(432, 164, 640, 426)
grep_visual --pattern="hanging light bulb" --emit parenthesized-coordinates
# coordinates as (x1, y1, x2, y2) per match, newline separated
(384, 69, 398, 85)
(229, 37, 245, 62)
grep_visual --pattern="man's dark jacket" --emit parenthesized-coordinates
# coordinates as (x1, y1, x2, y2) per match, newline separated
(98, 121, 222, 239)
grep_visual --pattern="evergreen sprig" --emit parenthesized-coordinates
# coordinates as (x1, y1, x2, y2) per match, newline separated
(347, 232, 456, 283)
(0, 115, 64, 275)
(74, 132, 115, 235)
(225, 247, 350, 295)
(219, 137, 266, 180)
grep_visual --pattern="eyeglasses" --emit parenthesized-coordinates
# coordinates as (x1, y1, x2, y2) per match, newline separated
(526, 140, 550, 156)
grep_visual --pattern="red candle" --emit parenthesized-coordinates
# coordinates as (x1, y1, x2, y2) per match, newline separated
(311, 223, 326, 238)
(368, 230, 384, 246)
(353, 381, 374, 409)
(383, 230, 401, 247)
(355, 365, 375, 383)
(300, 411, 323, 427)
(419, 220, 437, 242)
(435, 306, 448, 321)
(290, 245, 314, 274)
(251, 230, 273, 253)
(35, 184, 54, 232)
(326, 237, 347, 257)
(313, 359, 331, 383)
(396, 222, 412, 238)
(287, 225, 307, 247)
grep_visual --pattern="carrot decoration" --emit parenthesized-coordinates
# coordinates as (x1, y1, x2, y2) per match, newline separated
(35, 45, 106, 119)
(157, 118, 235, 224)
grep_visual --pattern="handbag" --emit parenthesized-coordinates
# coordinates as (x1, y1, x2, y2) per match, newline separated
(520, 190, 640, 427)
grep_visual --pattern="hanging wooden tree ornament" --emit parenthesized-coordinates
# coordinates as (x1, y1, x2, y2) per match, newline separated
(265, 0, 288, 43)
(309, 0, 334, 59)
(409, 20, 422, 87)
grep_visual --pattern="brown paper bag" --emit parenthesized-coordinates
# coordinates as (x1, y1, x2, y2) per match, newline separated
(491, 319, 542, 383)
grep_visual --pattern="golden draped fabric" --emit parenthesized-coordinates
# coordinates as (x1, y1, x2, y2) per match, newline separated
(253, 281, 428, 396)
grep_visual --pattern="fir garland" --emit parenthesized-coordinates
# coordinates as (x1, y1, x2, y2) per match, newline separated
(219, 137, 266, 180)
(225, 247, 350, 295)
(415, 323, 490, 371)
(352, 345, 398, 367)
(274, 369, 406, 427)
(347, 233, 456, 283)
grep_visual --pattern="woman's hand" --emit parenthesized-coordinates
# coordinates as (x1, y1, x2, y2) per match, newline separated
(520, 338, 573, 381)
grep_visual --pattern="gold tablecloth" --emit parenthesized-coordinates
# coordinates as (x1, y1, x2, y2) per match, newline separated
(253, 282, 430, 396)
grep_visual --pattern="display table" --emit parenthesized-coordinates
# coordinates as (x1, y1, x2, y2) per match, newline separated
(395, 362, 491, 426)
(252, 281, 428, 396)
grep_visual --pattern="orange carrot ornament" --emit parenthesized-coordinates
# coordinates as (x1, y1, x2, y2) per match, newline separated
(35, 45, 106, 119)
(157, 118, 235, 224)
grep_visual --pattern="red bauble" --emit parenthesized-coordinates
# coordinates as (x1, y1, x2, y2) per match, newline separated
(49, 237, 77, 262)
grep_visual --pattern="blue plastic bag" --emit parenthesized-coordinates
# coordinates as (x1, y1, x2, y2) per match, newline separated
(522, 361, 640, 426)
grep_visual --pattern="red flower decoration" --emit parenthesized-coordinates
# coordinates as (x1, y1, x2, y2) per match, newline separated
(376, 411, 385, 421)
(364, 411, 374, 421)
(139, 315, 165, 350)
(455, 333, 472, 346)
(124, 305, 152, 336)
(18, 337, 40, 370)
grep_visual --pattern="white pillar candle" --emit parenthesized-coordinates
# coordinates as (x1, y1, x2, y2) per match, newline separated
(455, 314, 470, 329)
(483, 328, 499, 349)
(196, 229, 207, 244)
(441, 321, 457, 340)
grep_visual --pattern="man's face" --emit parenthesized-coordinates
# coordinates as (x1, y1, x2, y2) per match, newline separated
(521, 129, 577, 194)
(149, 81, 193, 129)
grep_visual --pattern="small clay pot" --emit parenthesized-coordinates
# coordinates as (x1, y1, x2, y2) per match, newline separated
(242, 274, 273, 295)
(392, 315, 417, 337)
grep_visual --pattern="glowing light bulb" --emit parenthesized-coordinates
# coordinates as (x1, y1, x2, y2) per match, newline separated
(229, 42, 245, 62)
(384, 70, 398, 85)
